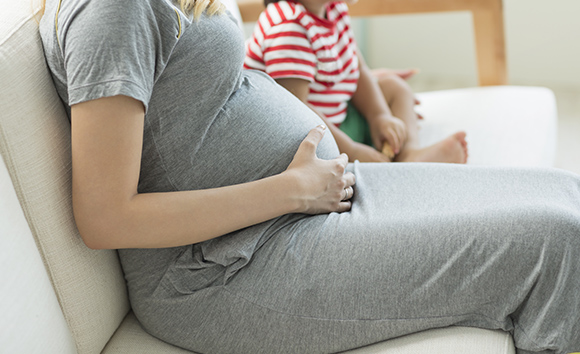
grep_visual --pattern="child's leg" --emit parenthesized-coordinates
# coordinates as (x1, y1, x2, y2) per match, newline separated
(339, 103, 374, 147)
(377, 74, 421, 150)
(377, 74, 468, 163)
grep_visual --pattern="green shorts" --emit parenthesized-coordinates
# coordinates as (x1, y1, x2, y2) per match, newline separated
(339, 102, 373, 147)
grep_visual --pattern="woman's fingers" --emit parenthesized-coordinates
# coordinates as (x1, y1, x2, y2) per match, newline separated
(300, 124, 327, 156)
(337, 201, 352, 212)
(344, 171, 356, 188)
(287, 127, 357, 214)
(342, 186, 354, 201)
(337, 174, 355, 213)
(337, 153, 349, 169)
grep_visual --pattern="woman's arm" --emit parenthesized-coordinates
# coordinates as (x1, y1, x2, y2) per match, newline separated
(276, 78, 389, 163)
(71, 95, 355, 250)
(350, 54, 407, 154)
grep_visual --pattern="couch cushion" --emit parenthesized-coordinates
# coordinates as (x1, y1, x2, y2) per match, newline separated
(0, 1, 130, 353)
(103, 312, 193, 354)
(104, 312, 515, 354)
(417, 86, 557, 167)
(0, 155, 76, 354)
(222, 0, 243, 28)
(347, 326, 515, 354)
(1, 1, 535, 353)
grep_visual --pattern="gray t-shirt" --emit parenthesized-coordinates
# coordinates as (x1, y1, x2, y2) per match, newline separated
(40, 0, 339, 283)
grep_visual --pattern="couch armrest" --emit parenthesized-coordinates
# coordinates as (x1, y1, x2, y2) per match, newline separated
(237, 0, 507, 86)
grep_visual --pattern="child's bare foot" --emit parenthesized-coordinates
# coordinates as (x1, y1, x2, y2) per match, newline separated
(395, 132, 468, 164)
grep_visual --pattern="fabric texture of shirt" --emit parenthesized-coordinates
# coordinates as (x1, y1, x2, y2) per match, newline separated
(244, 0, 360, 126)
(39, 0, 339, 291)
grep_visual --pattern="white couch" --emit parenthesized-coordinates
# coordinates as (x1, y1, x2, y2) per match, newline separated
(0, 0, 557, 353)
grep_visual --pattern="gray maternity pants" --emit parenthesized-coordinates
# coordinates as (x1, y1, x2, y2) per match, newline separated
(119, 163, 580, 354)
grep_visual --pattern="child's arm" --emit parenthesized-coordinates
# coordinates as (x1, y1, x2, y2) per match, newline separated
(350, 54, 407, 155)
(276, 78, 389, 163)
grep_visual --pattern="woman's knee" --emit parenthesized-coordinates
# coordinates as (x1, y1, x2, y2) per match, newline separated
(546, 208, 580, 246)
(524, 206, 580, 266)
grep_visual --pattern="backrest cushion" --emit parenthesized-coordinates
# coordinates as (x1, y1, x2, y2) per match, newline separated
(0, 1, 130, 353)
(0, 154, 77, 354)
(222, 0, 243, 29)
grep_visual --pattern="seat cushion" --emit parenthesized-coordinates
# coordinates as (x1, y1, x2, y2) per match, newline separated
(416, 86, 557, 167)
(345, 326, 515, 354)
(103, 312, 515, 354)
(103, 312, 193, 354)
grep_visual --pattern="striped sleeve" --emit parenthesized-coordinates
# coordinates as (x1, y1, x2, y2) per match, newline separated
(260, 4, 316, 82)
(244, 19, 266, 71)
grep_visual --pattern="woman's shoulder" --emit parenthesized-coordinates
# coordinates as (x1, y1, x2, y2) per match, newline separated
(47, 0, 183, 61)
(50, 0, 183, 36)
(40, 0, 186, 111)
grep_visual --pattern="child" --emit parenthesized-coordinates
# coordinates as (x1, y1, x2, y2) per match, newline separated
(244, 0, 468, 163)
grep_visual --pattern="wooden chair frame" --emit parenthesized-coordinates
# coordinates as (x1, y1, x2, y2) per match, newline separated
(237, 0, 507, 86)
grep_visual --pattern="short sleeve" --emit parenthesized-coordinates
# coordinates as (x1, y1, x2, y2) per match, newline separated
(58, 0, 181, 111)
(261, 20, 316, 82)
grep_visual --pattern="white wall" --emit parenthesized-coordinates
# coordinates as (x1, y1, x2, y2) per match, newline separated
(361, 0, 580, 90)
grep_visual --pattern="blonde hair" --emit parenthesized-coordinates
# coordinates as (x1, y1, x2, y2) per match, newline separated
(179, 0, 225, 19)
(37, 0, 224, 20)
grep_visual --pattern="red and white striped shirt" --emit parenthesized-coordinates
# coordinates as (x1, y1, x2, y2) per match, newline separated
(244, 0, 360, 126)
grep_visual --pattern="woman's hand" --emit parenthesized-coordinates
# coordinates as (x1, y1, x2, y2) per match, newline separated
(369, 114, 407, 155)
(285, 125, 356, 214)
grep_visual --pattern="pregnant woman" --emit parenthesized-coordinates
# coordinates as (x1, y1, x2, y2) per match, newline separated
(39, 0, 580, 353)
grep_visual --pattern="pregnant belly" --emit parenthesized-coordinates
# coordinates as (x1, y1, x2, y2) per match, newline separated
(186, 70, 340, 190)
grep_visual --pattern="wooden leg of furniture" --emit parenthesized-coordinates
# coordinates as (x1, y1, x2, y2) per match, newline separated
(472, 0, 507, 85)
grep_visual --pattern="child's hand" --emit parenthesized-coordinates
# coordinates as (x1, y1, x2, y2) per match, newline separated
(369, 114, 407, 155)
(344, 141, 391, 163)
